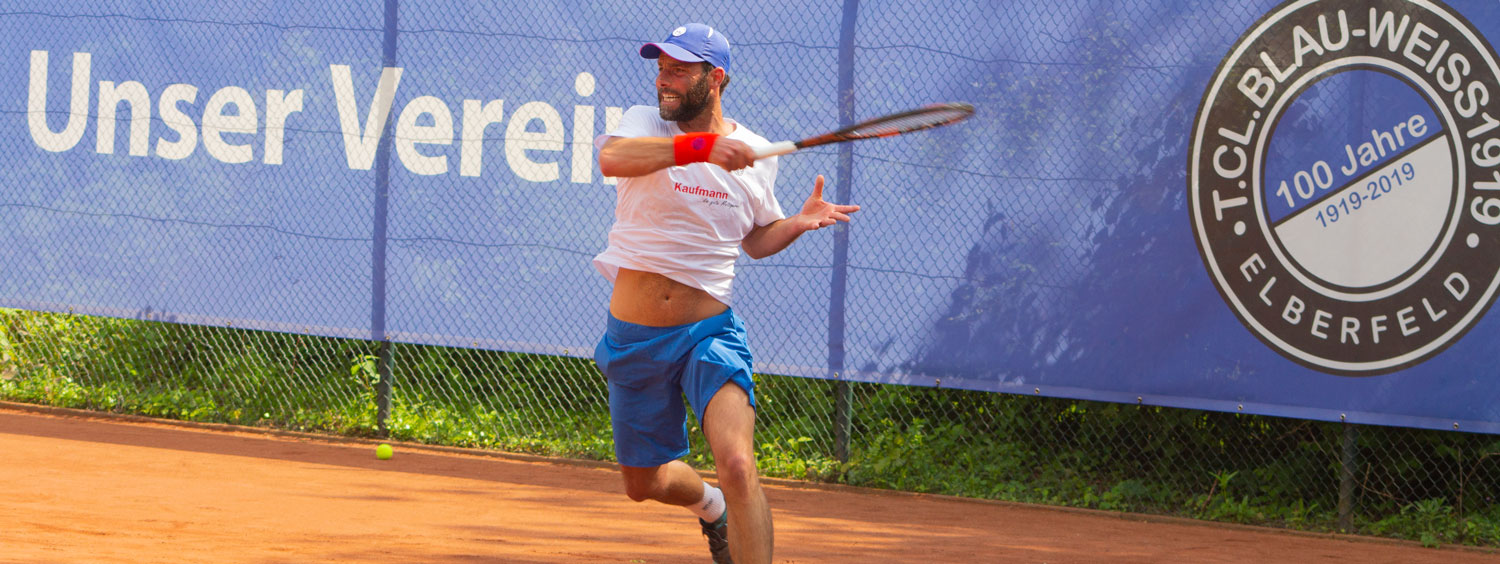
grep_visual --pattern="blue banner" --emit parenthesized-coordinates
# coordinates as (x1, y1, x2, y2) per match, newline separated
(3, 0, 1500, 434)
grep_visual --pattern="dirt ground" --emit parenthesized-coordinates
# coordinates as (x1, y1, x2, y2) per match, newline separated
(2, 404, 1496, 563)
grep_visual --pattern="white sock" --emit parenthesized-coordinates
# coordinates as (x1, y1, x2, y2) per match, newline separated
(689, 481, 727, 523)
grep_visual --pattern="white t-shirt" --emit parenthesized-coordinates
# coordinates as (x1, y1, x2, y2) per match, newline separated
(593, 105, 785, 304)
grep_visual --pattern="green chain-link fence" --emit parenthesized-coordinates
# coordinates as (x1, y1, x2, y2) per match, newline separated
(5, 0, 1500, 549)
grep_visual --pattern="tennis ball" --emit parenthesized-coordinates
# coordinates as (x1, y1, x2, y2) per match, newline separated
(376, 443, 393, 460)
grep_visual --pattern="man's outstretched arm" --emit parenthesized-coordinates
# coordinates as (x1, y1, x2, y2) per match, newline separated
(598, 136, 757, 178)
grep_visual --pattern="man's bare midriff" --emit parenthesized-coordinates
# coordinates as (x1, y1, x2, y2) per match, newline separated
(610, 267, 728, 327)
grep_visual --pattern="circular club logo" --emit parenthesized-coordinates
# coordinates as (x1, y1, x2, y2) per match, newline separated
(1190, 0, 1500, 375)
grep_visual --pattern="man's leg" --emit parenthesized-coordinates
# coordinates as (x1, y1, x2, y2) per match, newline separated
(702, 383, 771, 564)
(618, 455, 733, 564)
(618, 459, 706, 505)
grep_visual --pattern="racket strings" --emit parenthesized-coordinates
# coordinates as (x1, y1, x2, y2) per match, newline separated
(846, 107, 971, 139)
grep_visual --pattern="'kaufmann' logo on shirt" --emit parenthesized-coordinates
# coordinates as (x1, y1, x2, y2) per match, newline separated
(673, 181, 729, 199)
(1189, 0, 1500, 375)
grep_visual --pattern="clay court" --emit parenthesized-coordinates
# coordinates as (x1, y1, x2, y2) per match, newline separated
(2, 404, 1495, 563)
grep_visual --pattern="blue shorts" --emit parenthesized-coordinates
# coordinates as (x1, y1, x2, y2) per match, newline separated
(594, 308, 757, 468)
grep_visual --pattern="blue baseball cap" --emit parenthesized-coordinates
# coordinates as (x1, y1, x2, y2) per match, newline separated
(640, 23, 731, 72)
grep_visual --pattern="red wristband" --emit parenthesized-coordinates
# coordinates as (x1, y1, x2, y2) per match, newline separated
(673, 132, 719, 165)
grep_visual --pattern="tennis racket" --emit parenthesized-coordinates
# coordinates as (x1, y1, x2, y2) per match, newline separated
(753, 102, 974, 159)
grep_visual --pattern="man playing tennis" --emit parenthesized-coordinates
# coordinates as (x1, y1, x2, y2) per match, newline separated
(592, 23, 859, 564)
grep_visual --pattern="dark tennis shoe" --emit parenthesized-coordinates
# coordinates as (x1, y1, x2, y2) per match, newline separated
(699, 513, 733, 564)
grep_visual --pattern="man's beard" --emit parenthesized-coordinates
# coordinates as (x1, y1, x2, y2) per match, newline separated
(659, 73, 713, 122)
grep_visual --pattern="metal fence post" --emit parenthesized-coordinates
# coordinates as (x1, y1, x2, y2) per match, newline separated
(377, 341, 393, 436)
(834, 374, 853, 462)
(371, 0, 400, 437)
(830, 0, 860, 464)
(1338, 422, 1359, 533)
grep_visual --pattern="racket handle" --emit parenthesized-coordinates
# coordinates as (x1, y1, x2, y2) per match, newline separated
(753, 141, 798, 159)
